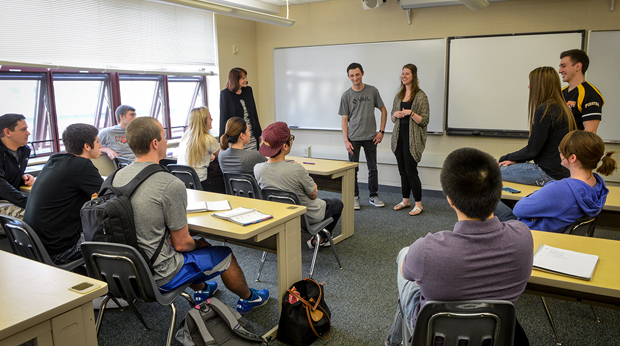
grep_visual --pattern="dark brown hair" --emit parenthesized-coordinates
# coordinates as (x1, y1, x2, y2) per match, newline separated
(528, 66, 576, 133)
(560, 49, 590, 73)
(225, 67, 247, 93)
(220, 117, 247, 150)
(396, 63, 420, 103)
(559, 130, 617, 176)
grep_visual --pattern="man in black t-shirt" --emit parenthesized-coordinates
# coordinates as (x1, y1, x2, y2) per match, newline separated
(24, 124, 104, 265)
(559, 49, 604, 133)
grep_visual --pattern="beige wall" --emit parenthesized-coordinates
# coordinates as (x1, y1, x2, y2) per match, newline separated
(218, 0, 620, 191)
(216, 15, 259, 92)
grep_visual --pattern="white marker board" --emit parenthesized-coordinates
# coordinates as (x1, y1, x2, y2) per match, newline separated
(447, 31, 584, 137)
(273, 39, 446, 134)
(586, 30, 620, 142)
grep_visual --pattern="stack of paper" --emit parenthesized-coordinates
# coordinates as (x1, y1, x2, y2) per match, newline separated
(533, 244, 599, 280)
(187, 200, 232, 213)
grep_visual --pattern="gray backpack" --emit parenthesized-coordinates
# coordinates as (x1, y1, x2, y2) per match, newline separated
(176, 296, 270, 346)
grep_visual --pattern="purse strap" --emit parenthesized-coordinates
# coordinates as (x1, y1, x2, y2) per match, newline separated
(305, 305, 331, 340)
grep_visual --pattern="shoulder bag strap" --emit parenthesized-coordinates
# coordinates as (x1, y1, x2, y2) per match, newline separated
(305, 305, 331, 340)
(187, 308, 215, 344)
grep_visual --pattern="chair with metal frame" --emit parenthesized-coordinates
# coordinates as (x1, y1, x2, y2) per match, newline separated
(541, 213, 602, 345)
(223, 172, 262, 199)
(0, 214, 84, 272)
(403, 300, 517, 346)
(81, 241, 195, 346)
(113, 156, 132, 170)
(167, 164, 203, 190)
(261, 188, 343, 279)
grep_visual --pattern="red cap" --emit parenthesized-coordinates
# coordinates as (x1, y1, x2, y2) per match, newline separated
(259, 122, 291, 157)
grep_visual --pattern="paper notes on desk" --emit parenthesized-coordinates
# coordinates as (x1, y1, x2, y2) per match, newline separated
(533, 244, 599, 280)
(187, 200, 232, 213)
(212, 207, 273, 226)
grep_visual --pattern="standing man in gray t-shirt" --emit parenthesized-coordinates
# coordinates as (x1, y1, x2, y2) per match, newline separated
(339, 63, 387, 209)
(99, 105, 137, 161)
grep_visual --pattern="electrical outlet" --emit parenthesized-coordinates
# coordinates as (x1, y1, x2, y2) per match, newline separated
(303, 146, 311, 158)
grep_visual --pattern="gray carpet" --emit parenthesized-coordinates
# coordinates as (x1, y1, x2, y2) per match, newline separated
(88, 188, 620, 346)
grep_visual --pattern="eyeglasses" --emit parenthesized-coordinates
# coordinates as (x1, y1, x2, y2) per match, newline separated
(290, 135, 295, 142)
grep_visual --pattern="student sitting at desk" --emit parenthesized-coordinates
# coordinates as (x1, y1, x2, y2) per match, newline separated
(498, 66, 577, 186)
(218, 117, 267, 175)
(24, 124, 103, 265)
(496, 130, 616, 233)
(254, 122, 343, 249)
(386, 148, 533, 346)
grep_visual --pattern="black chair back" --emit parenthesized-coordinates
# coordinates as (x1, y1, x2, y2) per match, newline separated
(113, 156, 132, 170)
(223, 173, 262, 199)
(563, 214, 599, 237)
(167, 164, 203, 190)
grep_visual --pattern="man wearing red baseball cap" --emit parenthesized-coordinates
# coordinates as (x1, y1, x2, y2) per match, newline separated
(254, 122, 343, 248)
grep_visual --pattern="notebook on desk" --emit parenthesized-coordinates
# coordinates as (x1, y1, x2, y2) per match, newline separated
(187, 200, 231, 213)
(212, 207, 273, 226)
(533, 244, 599, 281)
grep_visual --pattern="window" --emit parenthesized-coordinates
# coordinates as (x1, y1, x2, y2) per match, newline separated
(168, 76, 206, 138)
(52, 73, 113, 150)
(0, 73, 55, 155)
(119, 74, 169, 136)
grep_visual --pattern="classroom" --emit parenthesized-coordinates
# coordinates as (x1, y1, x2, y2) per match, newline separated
(2, 0, 620, 345)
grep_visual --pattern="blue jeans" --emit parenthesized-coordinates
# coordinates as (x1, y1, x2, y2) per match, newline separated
(348, 139, 378, 197)
(386, 247, 421, 346)
(500, 162, 552, 186)
(495, 201, 518, 222)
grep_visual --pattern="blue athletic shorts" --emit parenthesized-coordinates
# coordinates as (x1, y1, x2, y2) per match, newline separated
(159, 246, 232, 292)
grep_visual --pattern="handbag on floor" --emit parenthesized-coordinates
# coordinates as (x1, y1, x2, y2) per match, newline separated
(176, 296, 270, 346)
(277, 278, 331, 346)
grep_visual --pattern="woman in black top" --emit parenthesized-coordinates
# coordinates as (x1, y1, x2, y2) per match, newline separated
(499, 66, 577, 186)
(219, 68, 262, 150)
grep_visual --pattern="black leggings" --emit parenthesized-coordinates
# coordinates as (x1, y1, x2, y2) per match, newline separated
(394, 138, 422, 202)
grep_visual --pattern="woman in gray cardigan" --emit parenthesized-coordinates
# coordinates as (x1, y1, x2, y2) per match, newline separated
(390, 64, 430, 216)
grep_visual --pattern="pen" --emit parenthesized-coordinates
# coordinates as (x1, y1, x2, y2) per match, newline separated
(303, 162, 315, 165)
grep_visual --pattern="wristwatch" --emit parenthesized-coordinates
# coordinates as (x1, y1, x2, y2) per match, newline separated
(379, 130, 385, 134)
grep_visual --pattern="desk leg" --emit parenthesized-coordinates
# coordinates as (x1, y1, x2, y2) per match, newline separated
(34, 332, 53, 346)
(277, 216, 303, 307)
(333, 167, 355, 244)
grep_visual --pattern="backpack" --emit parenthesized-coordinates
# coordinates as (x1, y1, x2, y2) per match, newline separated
(176, 296, 270, 346)
(81, 164, 168, 272)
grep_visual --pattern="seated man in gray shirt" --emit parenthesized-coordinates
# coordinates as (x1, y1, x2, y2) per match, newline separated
(218, 117, 267, 175)
(99, 105, 137, 161)
(254, 121, 343, 249)
(385, 148, 534, 346)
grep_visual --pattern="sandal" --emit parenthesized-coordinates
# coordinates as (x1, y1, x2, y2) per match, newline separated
(409, 206, 423, 216)
(393, 202, 410, 211)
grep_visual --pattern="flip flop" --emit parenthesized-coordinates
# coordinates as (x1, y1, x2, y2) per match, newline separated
(393, 202, 410, 211)
(409, 206, 423, 216)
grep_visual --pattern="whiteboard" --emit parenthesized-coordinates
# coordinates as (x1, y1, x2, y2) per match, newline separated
(273, 39, 446, 134)
(586, 30, 620, 142)
(447, 32, 584, 136)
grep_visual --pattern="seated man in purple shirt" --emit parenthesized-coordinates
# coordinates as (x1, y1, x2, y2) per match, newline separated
(386, 148, 534, 346)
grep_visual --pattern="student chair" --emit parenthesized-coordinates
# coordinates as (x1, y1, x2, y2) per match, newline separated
(222, 173, 267, 281)
(562, 214, 600, 237)
(167, 164, 203, 190)
(261, 188, 343, 279)
(541, 213, 602, 345)
(404, 300, 517, 346)
(0, 215, 84, 272)
(223, 173, 262, 199)
(113, 156, 132, 170)
(81, 242, 195, 346)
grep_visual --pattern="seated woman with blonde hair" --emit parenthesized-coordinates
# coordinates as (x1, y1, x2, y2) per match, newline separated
(496, 130, 617, 232)
(177, 107, 221, 191)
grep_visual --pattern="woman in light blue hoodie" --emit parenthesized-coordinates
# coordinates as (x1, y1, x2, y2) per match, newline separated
(496, 130, 616, 232)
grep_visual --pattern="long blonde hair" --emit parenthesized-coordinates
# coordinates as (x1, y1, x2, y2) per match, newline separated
(182, 107, 217, 167)
(528, 66, 576, 133)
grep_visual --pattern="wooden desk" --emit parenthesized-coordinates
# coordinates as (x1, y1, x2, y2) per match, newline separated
(186, 190, 306, 313)
(526, 231, 620, 309)
(287, 156, 358, 244)
(0, 251, 107, 346)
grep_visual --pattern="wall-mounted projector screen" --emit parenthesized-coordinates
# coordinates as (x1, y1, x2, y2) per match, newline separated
(446, 31, 584, 137)
(586, 30, 620, 142)
(273, 39, 446, 134)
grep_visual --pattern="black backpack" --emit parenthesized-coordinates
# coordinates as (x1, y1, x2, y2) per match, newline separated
(81, 164, 168, 272)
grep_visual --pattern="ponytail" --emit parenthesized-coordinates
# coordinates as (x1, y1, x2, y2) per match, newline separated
(220, 133, 230, 150)
(220, 117, 247, 151)
(597, 151, 618, 176)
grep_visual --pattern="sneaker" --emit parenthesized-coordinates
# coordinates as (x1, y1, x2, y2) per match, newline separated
(306, 230, 331, 249)
(236, 288, 269, 314)
(370, 195, 385, 207)
(354, 196, 360, 210)
(92, 296, 128, 310)
(194, 281, 218, 304)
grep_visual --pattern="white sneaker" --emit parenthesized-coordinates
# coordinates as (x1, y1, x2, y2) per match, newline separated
(370, 195, 385, 207)
(354, 196, 360, 210)
(93, 296, 128, 310)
